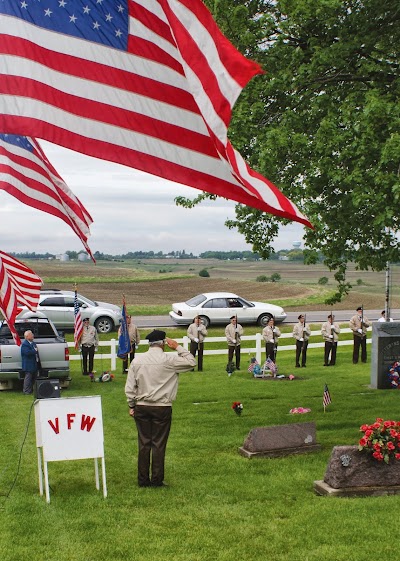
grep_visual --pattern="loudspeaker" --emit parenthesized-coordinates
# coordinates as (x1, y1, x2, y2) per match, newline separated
(34, 378, 61, 399)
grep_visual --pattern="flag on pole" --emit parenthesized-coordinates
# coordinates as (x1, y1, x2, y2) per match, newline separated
(117, 296, 131, 359)
(0, 134, 94, 260)
(0, 251, 42, 345)
(323, 384, 332, 410)
(0, 0, 311, 227)
(74, 287, 83, 351)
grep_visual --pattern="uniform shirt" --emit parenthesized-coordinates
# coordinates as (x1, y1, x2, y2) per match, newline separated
(125, 345, 196, 407)
(321, 321, 340, 342)
(262, 325, 281, 344)
(292, 322, 311, 341)
(187, 323, 208, 343)
(349, 314, 370, 337)
(225, 323, 244, 346)
(118, 322, 140, 344)
(81, 325, 99, 347)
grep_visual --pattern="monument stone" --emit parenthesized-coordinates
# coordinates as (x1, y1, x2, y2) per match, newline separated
(370, 321, 400, 389)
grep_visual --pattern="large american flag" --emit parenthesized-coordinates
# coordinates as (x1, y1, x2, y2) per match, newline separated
(0, 0, 310, 227)
(0, 134, 94, 259)
(73, 288, 83, 350)
(0, 251, 43, 345)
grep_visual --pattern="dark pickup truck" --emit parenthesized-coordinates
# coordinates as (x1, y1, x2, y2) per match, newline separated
(0, 317, 70, 390)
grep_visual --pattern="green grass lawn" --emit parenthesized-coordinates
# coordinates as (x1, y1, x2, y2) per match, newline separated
(1, 345, 399, 561)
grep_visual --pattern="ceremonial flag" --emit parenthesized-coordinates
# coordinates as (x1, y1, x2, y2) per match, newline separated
(74, 288, 83, 350)
(0, 134, 94, 259)
(117, 296, 131, 359)
(323, 384, 332, 410)
(0, 0, 310, 227)
(0, 251, 42, 345)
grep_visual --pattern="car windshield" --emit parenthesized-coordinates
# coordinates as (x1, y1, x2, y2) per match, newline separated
(78, 294, 96, 307)
(185, 294, 207, 307)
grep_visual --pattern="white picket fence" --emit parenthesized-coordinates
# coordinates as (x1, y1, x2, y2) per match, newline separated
(68, 327, 371, 371)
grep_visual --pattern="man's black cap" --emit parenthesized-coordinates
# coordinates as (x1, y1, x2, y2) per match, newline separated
(146, 329, 166, 342)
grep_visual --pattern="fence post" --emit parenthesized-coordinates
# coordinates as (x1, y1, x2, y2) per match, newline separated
(256, 332, 262, 364)
(110, 338, 117, 371)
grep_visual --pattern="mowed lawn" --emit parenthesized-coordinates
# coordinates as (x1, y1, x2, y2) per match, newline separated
(1, 343, 399, 561)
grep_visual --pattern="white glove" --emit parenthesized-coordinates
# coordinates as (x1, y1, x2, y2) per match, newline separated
(135, 345, 139, 350)
(194, 338, 199, 343)
(330, 324, 334, 330)
(273, 328, 276, 333)
(269, 339, 274, 343)
(299, 337, 304, 342)
(329, 334, 333, 339)
(357, 328, 363, 334)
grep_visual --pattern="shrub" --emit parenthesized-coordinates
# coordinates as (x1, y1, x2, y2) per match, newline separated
(199, 269, 210, 277)
(270, 272, 281, 282)
(356, 278, 364, 285)
(318, 276, 329, 285)
(256, 275, 269, 282)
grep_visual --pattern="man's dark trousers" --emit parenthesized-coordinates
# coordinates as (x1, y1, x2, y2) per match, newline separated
(353, 335, 367, 363)
(190, 341, 204, 371)
(134, 405, 172, 487)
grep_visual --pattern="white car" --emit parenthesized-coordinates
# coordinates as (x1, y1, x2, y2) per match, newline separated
(17, 289, 122, 333)
(169, 292, 287, 328)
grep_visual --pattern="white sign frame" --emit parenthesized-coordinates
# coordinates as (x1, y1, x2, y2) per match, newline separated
(34, 395, 107, 503)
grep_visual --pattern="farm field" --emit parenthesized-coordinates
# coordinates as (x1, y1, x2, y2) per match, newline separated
(23, 258, 400, 313)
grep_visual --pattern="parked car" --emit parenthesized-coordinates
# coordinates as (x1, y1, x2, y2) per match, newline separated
(169, 292, 287, 328)
(0, 316, 70, 391)
(17, 289, 122, 334)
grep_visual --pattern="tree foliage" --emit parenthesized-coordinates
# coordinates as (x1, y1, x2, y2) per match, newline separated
(177, 0, 400, 302)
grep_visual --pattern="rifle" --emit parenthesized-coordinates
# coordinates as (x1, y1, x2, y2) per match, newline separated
(302, 314, 307, 351)
(235, 314, 239, 345)
(361, 304, 364, 338)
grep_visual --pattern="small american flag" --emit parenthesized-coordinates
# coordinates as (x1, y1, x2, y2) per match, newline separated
(0, 0, 310, 227)
(323, 384, 332, 409)
(0, 251, 42, 345)
(0, 134, 94, 259)
(74, 288, 83, 351)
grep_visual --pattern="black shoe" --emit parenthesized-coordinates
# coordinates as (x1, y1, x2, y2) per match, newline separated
(151, 482, 168, 487)
(138, 482, 151, 488)
(295, 365, 300, 368)
(323, 364, 328, 367)
(82, 372, 89, 376)
(301, 365, 306, 368)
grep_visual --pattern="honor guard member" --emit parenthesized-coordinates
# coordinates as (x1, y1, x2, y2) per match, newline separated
(225, 316, 244, 370)
(321, 314, 340, 366)
(293, 314, 311, 368)
(187, 316, 208, 371)
(80, 318, 99, 375)
(262, 317, 281, 362)
(125, 330, 196, 488)
(118, 315, 141, 373)
(349, 307, 370, 364)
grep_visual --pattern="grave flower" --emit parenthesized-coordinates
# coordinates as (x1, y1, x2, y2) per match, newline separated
(358, 418, 400, 464)
(232, 401, 243, 416)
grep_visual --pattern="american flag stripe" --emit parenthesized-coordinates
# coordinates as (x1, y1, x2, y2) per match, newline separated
(0, 1, 311, 227)
(0, 251, 43, 345)
(74, 289, 83, 351)
(0, 134, 94, 258)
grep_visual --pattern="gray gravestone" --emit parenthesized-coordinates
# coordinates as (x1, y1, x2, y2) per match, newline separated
(239, 421, 321, 458)
(370, 321, 400, 389)
(314, 445, 400, 497)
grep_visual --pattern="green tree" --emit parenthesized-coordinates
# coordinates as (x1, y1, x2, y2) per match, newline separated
(178, 0, 400, 302)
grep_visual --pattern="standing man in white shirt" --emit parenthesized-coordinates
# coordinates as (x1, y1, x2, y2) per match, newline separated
(225, 316, 244, 370)
(292, 314, 311, 368)
(187, 316, 208, 371)
(262, 317, 281, 362)
(349, 306, 370, 364)
(321, 314, 340, 366)
(80, 317, 99, 375)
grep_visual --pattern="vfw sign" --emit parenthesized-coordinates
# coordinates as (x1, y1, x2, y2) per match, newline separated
(35, 396, 104, 462)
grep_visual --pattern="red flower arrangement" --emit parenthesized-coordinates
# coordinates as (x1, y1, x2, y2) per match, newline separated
(358, 418, 400, 464)
(232, 401, 243, 416)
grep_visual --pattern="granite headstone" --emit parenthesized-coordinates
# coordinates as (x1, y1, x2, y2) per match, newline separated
(239, 421, 321, 458)
(370, 321, 400, 389)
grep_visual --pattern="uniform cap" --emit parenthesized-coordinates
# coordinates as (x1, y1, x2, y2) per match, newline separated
(146, 329, 166, 342)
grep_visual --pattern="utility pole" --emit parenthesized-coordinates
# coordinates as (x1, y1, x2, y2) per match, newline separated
(385, 261, 391, 320)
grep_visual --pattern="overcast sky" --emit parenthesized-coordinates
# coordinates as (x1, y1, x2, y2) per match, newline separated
(0, 140, 305, 256)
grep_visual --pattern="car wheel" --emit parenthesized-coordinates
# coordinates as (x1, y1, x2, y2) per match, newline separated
(258, 313, 273, 327)
(94, 316, 114, 334)
(198, 315, 210, 328)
